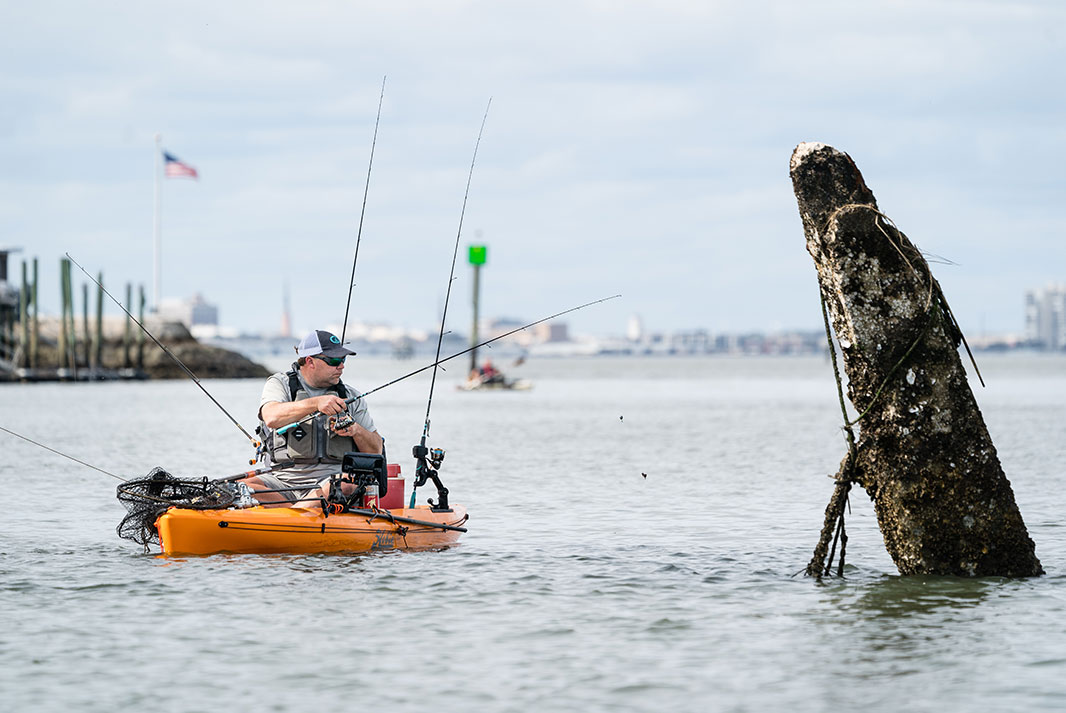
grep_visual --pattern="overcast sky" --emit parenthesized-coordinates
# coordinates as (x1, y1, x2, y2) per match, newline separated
(2, 1, 1064, 339)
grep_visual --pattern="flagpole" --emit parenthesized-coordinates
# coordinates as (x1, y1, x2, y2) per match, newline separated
(153, 133, 162, 313)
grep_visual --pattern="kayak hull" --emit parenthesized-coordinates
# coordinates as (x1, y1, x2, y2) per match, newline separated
(155, 504, 468, 555)
(458, 378, 533, 391)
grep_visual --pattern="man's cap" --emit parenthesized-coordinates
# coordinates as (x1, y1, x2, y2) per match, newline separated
(295, 330, 357, 358)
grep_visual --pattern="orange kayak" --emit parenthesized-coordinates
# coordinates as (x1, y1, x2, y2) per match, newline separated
(155, 504, 468, 556)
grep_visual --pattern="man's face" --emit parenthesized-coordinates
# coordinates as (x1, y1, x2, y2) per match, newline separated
(304, 355, 345, 388)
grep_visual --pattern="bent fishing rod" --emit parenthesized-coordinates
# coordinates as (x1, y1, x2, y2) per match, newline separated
(341, 74, 386, 345)
(275, 294, 620, 437)
(366, 295, 620, 398)
(66, 253, 260, 446)
(279, 294, 622, 434)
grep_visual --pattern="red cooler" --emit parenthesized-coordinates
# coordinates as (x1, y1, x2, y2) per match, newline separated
(380, 463, 405, 510)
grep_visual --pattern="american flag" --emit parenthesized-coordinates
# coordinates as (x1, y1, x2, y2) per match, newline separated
(164, 152, 198, 179)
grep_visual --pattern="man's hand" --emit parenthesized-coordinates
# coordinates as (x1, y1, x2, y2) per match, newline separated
(260, 395, 349, 429)
(329, 418, 384, 455)
(313, 394, 348, 416)
(331, 422, 358, 438)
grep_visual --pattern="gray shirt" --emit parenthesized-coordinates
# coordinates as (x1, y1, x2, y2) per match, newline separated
(259, 368, 377, 485)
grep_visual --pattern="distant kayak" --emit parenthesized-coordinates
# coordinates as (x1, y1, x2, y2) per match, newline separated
(458, 376, 533, 391)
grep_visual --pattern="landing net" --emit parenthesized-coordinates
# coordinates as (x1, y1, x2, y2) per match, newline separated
(116, 468, 244, 548)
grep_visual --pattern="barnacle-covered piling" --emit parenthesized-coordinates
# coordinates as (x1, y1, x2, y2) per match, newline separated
(790, 142, 1041, 577)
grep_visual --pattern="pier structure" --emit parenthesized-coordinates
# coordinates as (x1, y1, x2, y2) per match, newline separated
(0, 251, 148, 382)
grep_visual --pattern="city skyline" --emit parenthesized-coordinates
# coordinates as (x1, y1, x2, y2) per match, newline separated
(172, 284, 1046, 351)
(1, 264, 1056, 346)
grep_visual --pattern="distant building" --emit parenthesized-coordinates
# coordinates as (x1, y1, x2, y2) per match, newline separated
(480, 317, 570, 347)
(1025, 284, 1066, 350)
(670, 329, 712, 354)
(626, 315, 643, 342)
(0, 248, 21, 368)
(0, 249, 19, 310)
(334, 320, 414, 343)
(533, 321, 569, 343)
(190, 295, 218, 326)
(158, 293, 219, 328)
(280, 282, 292, 338)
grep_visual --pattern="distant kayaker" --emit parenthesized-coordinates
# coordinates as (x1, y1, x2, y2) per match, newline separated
(480, 360, 505, 384)
(243, 329, 383, 507)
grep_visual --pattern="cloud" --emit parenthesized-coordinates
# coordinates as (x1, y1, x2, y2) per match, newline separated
(2, 0, 1064, 337)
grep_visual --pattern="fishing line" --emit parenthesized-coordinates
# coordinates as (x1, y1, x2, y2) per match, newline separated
(420, 97, 492, 446)
(0, 425, 124, 481)
(341, 74, 387, 345)
(65, 253, 259, 446)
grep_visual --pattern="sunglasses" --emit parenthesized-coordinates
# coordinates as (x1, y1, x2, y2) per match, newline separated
(313, 355, 346, 367)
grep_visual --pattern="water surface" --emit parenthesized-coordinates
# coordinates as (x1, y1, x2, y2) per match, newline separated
(1, 355, 1064, 712)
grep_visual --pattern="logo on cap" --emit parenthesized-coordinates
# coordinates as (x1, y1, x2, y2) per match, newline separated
(329, 335, 340, 344)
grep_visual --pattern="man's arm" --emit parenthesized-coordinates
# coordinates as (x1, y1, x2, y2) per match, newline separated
(259, 394, 349, 429)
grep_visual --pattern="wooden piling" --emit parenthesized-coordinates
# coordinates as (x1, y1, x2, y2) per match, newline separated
(30, 258, 38, 369)
(93, 272, 103, 370)
(137, 284, 145, 370)
(790, 142, 1042, 577)
(124, 282, 132, 369)
(58, 258, 69, 372)
(64, 259, 77, 374)
(20, 261, 29, 368)
(82, 282, 90, 368)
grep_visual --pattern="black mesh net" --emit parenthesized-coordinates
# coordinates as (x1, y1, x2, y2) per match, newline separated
(116, 467, 241, 548)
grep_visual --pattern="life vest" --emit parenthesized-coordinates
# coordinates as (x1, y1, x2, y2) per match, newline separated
(259, 365, 359, 466)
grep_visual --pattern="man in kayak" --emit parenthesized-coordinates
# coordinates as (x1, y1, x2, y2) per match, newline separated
(243, 329, 383, 507)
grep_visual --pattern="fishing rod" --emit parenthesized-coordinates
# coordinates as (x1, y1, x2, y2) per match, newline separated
(274, 294, 621, 437)
(65, 253, 260, 446)
(342, 507, 468, 532)
(217, 507, 469, 533)
(411, 98, 492, 511)
(341, 74, 386, 345)
(2, 420, 322, 487)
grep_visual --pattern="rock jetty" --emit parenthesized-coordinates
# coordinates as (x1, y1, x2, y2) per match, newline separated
(4, 318, 269, 381)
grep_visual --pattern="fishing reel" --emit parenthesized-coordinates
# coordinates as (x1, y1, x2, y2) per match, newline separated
(249, 426, 267, 466)
(328, 412, 355, 432)
(412, 444, 450, 512)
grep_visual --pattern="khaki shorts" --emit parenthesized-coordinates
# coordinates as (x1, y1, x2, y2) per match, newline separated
(254, 471, 336, 504)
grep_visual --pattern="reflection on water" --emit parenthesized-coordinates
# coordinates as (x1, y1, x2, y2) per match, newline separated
(835, 574, 995, 619)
